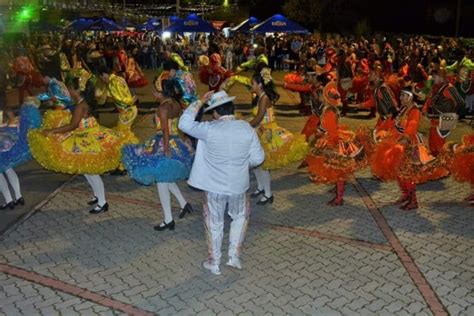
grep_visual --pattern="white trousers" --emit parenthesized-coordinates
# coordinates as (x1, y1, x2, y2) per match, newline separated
(203, 192, 250, 266)
(0, 168, 21, 204)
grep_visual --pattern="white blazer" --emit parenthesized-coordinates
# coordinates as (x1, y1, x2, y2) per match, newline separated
(179, 101, 265, 195)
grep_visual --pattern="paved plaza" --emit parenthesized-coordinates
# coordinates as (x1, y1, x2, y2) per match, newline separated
(0, 71, 473, 315)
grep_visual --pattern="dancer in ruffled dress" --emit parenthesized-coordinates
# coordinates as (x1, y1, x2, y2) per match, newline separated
(157, 60, 198, 106)
(305, 81, 365, 206)
(443, 134, 474, 206)
(0, 98, 42, 209)
(371, 86, 449, 210)
(28, 83, 129, 214)
(249, 68, 308, 205)
(95, 66, 139, 146)
(198, 54, 233, 92)
(122, 75, 194, 230)
(125, 54, 148, 88)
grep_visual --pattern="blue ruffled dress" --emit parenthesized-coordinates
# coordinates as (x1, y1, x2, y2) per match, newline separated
(0, 104, 42, 173)
(121, 114, 194, 185)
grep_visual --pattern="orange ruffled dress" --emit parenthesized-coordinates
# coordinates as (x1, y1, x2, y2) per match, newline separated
(443, 134, 474, 185)
(306, 106, 364, 183)
(370, 105, 449, 184)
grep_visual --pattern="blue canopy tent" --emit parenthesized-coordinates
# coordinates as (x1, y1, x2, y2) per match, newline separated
(231, 16, 260, 33)
(169, 16, 183, 24)
(165, 14, 215, 33)
(140, 18, 162, 31)
(81, 18, 122, 32)
(64, 18, 94, 31)
(251, 14, 308, 34)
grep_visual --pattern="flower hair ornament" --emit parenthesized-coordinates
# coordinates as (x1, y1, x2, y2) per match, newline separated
(260, 67, 273, 85)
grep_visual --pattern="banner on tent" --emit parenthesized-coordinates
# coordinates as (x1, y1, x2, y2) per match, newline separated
(184, 21, 199, 26)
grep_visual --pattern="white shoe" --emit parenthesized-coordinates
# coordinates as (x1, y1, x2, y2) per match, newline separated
(202, 261, 221, 275)
(226, 257, 242, 270)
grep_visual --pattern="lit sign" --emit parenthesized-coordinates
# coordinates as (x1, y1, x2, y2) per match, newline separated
(272, 21, 286, 26)
(184, 21, 199, 26)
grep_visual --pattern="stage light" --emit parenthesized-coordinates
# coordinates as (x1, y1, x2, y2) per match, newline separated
(18, 6, 33, 21)
(162, 31, 171, 39)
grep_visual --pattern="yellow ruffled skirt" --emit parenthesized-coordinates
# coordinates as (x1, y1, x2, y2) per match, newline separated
(42, 110, 72, 129)
(28, 124, 128, 175)
(257, 122, 308, 170)
(114, 105, 139, 145)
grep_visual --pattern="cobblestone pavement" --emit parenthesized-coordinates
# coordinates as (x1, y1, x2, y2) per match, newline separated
(1, 164, 473, 315)
(1, 79, 473, 315)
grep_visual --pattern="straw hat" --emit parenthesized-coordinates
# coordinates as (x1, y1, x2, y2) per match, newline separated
(204, 91, 236, 113)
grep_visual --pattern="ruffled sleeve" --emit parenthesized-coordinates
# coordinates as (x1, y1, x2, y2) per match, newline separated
(108, 74, 134, 107)
(171, 53, 189, 72)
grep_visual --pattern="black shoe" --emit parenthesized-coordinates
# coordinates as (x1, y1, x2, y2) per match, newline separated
(154, 220, 175, 231)
(89, 203, 109, 214)
(0, 202, 15, 210)
(256, 195, 274, 205)
(87, 196, 98, 206)
(178, 203, 193, 219)
(250, 189, 264, 198)
(14, 197, 25, 206)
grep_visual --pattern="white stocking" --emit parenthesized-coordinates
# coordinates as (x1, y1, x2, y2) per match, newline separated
(84, 174, 96, 198)
(261, 170, 272, 198)
(168, 182, 187, 208)
(0, 173, 13, 204)
(253, 168, 264, 191)
(157, 183, 173, 223)
(84, 174, 106, 206)
(5, 168, 21, 200)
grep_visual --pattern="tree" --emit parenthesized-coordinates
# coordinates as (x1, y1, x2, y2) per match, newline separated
(283, 0, 326, 31)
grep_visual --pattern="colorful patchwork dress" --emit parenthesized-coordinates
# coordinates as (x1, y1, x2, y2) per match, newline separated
(121, 113, 194, 185)
(28, 116, 128, 175)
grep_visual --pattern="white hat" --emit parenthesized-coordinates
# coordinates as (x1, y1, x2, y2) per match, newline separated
(204, 91, 236, 113)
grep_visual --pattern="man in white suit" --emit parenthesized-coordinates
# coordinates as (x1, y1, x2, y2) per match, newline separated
(179, 91, 265, 275)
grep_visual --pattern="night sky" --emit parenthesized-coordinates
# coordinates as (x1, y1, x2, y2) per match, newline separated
(245, 0, 473, 37)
